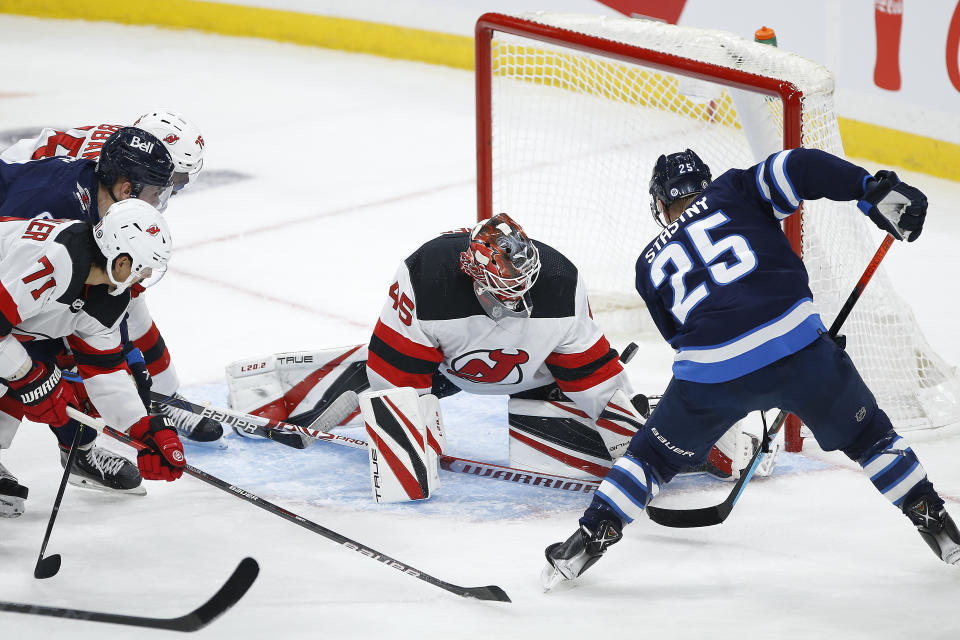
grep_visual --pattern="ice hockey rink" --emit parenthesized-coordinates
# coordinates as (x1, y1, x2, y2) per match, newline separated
(1, 13, 959, 640)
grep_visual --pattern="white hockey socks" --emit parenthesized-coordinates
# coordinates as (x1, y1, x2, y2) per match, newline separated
(360, 388, 443, 503)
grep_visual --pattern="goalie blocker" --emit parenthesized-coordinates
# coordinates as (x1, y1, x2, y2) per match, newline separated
(360, 387, 446, 503)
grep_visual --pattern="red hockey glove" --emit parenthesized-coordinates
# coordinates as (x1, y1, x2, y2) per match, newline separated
(8, 362, 75, 427)
(129, 415, 186, 481)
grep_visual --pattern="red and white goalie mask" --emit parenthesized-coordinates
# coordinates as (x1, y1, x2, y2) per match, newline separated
(459, 213, 541, 316)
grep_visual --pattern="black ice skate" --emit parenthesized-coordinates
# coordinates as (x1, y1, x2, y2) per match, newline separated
(0, 460, 28, 517)
(60, 444, 145, 496)
(541, 520, 622, 591)
(153, 392, 223, 442)
(907, 496, 960, 566)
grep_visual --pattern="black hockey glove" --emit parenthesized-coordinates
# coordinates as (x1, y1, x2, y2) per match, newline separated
(858, 170, 927, 242)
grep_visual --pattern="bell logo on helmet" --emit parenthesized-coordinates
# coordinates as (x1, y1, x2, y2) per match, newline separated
(146, 225, 161, 236)
(163, 134, 180, 145)
(128, 136, 155, 154)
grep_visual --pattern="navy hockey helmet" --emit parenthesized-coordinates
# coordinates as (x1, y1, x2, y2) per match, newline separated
(96, 127, 175, 212)
(649, 149, 712, 227)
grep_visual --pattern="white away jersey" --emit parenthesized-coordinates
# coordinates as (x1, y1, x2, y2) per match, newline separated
(0, 217, 146, 429)
(366, 232, 630, 420)
(0, 124, 124, 163)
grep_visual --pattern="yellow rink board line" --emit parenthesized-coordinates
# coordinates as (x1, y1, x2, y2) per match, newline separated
(3, 0, 959, 181)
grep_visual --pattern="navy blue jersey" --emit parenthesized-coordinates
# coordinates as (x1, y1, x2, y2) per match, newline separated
(635, 148, 872, 383)
(0, 157, 100, 224)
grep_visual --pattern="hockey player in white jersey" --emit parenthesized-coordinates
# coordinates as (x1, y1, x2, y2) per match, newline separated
(0, 109, 205, 197)
(0, 199, 186, 517)
(0, 113, 221, 442)
(356, 213, 650, 499)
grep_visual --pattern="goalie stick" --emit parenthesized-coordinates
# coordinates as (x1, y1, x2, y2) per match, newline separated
(0, 557, 258, 632)
(646, 234, 895, 528)
(66, 407, 511, 603)
(151, 391, 603, 494)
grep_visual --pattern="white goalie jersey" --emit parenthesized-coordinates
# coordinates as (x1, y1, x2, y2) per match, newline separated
(0, 217, 146, 430)
(366, 230, 632, 420)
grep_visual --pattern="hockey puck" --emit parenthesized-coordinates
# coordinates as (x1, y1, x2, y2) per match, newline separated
(620, 342, 639, 364)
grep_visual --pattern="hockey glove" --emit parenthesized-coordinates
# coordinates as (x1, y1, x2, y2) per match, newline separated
(8, 362, 75, 427)
(858, 170, 927, 242)
(129, 415, 186, 481)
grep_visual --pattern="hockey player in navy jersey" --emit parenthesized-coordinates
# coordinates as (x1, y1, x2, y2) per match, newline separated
(0, 199, 185, 516)
(542, 148, 958, 588)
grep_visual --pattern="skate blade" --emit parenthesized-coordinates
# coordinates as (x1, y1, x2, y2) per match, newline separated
(68, 475, 147, 496)
(0, 497, 25, 517)
(540, 561, 568, 593)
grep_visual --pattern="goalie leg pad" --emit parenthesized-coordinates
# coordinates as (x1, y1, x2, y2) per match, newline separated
(360, 388, 438, 503)
(507, 389, 645, 480)
(226, 345, 369, 427)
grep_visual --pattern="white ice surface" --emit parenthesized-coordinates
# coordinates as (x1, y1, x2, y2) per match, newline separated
(0, 16, 959, 640)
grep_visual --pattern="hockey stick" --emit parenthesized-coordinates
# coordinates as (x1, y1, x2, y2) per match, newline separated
(66, 407, 511, 602)
(1, 556, 258, 631)
(646, 234, 896, 528)
(33, 422, 84, 579)
(151, 391, 602, 494)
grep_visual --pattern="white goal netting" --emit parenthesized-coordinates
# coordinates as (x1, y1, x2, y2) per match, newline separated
(479, 12, 960, 435)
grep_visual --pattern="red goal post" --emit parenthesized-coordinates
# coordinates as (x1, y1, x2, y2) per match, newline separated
(474, 12, 960, 452)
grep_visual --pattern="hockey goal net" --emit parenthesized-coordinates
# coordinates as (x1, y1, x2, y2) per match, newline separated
(475, 12, 960, 450)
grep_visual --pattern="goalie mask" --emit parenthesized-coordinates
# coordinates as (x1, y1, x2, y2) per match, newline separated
(649, 148, 712, 228)
(94, 199, 173, 296)
(459, 213, 541, 318)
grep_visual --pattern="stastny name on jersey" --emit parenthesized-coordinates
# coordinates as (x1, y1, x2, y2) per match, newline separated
(644, 195, 710, 264)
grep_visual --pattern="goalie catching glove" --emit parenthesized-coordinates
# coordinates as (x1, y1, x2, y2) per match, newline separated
(858, 170, 927, 242)
(129, 415, 186, 481)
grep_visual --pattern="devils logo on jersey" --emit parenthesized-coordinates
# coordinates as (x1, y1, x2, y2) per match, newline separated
(447, 349, 530, 384)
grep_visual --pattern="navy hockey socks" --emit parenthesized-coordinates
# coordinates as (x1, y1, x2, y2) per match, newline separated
(857, 430, 939, 511)
(586, 454, 660, 526)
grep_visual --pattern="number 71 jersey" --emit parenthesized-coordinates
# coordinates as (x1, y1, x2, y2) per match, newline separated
(635, 148, 872, 384)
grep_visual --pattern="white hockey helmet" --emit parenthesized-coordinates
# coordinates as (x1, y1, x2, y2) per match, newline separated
(133, 109, 205, 194)
(94, 199, 173, 296)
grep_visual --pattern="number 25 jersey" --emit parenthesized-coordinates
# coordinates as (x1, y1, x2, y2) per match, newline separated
(635, 148, 872, 384)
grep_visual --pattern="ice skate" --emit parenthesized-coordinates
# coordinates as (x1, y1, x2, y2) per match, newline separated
(906, 496, 960, 566)
(153, 392, 224, 442)
(60, 444, 146, 496)
(541, 519, 622, 591)
(0, 460, 28, 517)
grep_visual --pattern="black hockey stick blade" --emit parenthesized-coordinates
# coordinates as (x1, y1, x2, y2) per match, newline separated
(33, 554, 61, 580)
(463, 585, 511, 602)
(645, 469, 747, 528)
(1, 557, 258, 631)
(34, 422, 85, 580)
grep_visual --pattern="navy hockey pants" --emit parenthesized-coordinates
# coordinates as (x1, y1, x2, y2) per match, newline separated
(629, 333, 893, 484)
